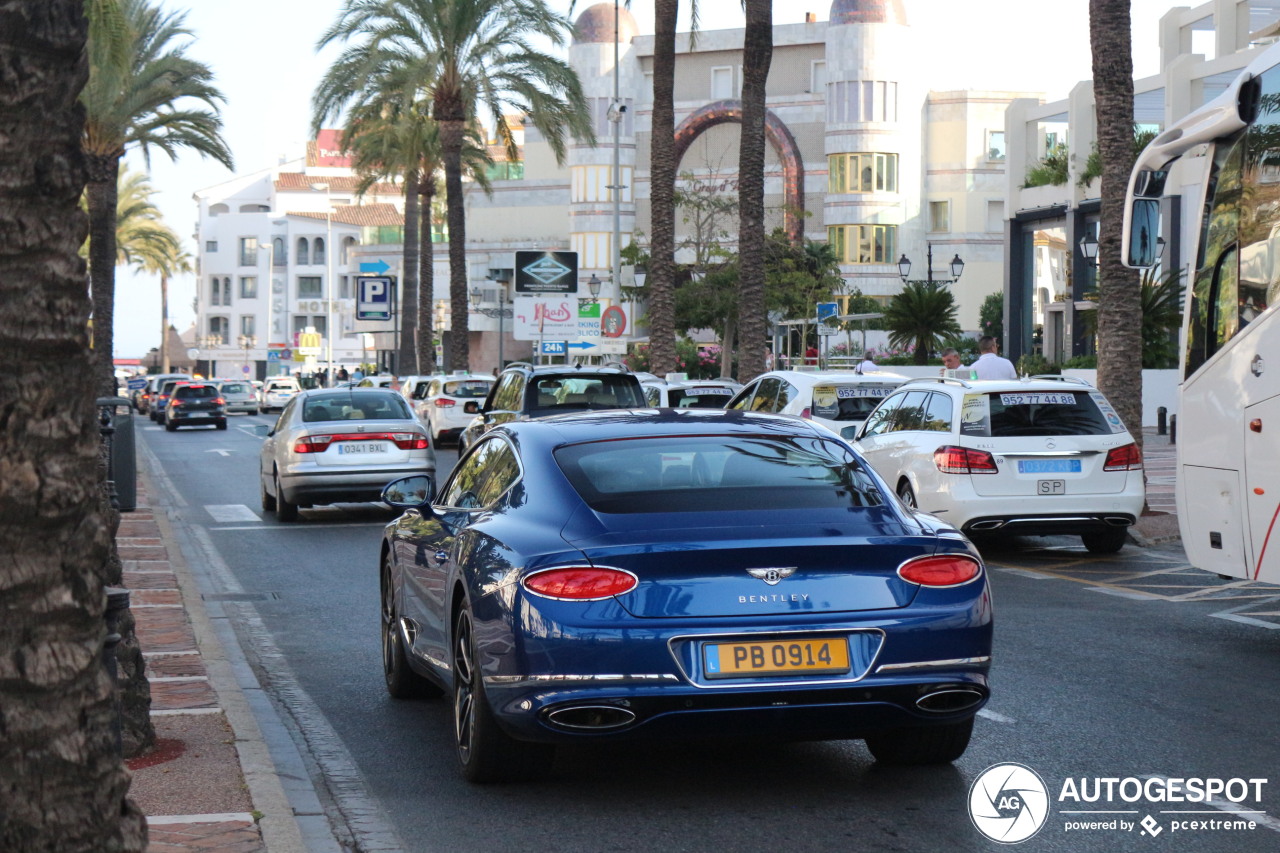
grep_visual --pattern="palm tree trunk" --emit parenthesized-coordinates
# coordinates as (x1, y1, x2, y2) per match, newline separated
(736, 0, 773, 384)
(0, 2, 146, 849)
(87, 152, 122, 396)
(720, 311, 736, 377)
(418, 178, 436, 373)
(160, 271, 170, 373)
(1089, 0, 1143, 457)
(440, 118, 470, 372)
(400, 168, 421, 375)
(647, 0, 679, 376)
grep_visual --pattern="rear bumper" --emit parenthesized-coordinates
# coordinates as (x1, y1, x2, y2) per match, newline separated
(168, 410, 225, 426)
(280, 465, 434, 506)
(962, 513, 1136, 536)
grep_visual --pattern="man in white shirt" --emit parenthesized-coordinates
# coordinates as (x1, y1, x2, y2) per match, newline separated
(856, 353, 877, 374)
(971, 336, 1018, 380)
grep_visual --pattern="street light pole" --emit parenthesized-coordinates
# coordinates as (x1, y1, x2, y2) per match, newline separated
(311, 182, 335, 386)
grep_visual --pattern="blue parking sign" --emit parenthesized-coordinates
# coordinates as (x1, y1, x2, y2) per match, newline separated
(358, 276, 393, 321)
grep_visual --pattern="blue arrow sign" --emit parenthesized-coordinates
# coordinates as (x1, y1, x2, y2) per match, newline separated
(359, 259, 391, 275)
(566, 341, 597, 351)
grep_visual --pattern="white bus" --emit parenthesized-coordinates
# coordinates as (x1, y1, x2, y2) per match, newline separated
(1123, 42, 1280, 584)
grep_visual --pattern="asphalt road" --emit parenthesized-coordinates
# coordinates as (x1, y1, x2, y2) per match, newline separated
(139, 412, 1280, 853)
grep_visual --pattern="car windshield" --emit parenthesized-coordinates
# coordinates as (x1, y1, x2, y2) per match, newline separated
(301, 391, 412, 423)
(176, 385, 216, 399)
(811, 384, 899, 422)
(960, 390, 1114, 437)
(220, 383, 248, 394)
(555, 435, 886, 514)
(667, 387, 735, 409)
(530, 375, 645, 413)
(443, 379, 491, 398)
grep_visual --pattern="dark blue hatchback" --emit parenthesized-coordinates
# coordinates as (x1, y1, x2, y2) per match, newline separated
(378, 409, 992, 782)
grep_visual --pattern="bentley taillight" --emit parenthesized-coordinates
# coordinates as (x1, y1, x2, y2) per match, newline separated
(523, 567, 638, 600)
(897, 554, 983, 587)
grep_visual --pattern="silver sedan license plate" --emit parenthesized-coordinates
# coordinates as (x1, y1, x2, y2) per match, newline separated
(1037, 479, 1066, 495)
(339, 443, 386, 455)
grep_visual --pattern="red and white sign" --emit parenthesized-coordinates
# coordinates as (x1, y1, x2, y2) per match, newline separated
(314, 129, 352, 167)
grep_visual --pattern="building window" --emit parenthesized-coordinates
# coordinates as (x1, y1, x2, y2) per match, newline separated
(206, 240, 218, 252)
(986, 200, 1005, 233)
(340, 236, 357, 264)
(339, 275, 351, 299)
(826, 80, 897, 123)
(570, 232, 612, 271)
(313, 237, 325, 264)
(929, 201, 951, 233)
(239, 276, 258, 299)
(711, 66, 734, 100)
(272, 236, 286, 265)
(210, 276, 232, 307)
(240, 315, 256, 338)
(827, 224, 898, 265)
(828, 153, 898, 193)
(298, 276, 322, 298)
(571, 165, 634, 203)
(484, 160, 525, 181)
(988, 130, 1007, 161)
(238, 237, 258, 267)
(296, 237, 310, 266)
(209, 316, 229, 341)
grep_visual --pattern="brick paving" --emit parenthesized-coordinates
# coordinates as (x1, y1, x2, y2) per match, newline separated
(121, 484, 266, 852)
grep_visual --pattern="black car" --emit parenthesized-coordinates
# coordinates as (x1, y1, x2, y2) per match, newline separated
(165, 382, 227, 431)
(458, 362, 646, 451)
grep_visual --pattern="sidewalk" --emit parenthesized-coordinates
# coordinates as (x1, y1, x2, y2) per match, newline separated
(1131, 426, 1181, 546)
(119, 476, 311, 852)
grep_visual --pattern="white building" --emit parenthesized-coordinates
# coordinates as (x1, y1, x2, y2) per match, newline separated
(192, 0, 1039, 378)
(1003, 0, 1280, 363)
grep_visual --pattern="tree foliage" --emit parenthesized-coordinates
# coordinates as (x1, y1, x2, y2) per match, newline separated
(882, 281, 962, 365)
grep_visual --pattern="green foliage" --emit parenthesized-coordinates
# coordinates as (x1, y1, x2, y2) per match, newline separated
(1023, 144, 1069, 188)
(1079, 126, 1160, 188)
(1016, 353, 1058, 376)
(624, 339, 727, 379)
(764, 230, 843, 319)
(978, 291, 1003, 342)
(839, 287, 887, 331)
(882, 281, 962, 365)
(1079, 266, 1184, 368)
(1062, 354, 1098, 369)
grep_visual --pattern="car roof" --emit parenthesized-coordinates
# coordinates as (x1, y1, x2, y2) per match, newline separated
(488, 408, 830, 445)
(760, 369, 910, 385)
(644, 378, 741, 391)
(503, 362, 632, 376)
(899, 376, 1099, 395)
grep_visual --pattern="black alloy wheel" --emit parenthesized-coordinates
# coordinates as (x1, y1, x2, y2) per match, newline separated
(381, 555, 441, 699)
(897, 481, 917, 509)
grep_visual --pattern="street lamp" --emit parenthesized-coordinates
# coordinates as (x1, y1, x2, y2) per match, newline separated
(897, 243, 963, 285)
(238, 334, 257, 378)
(587, 273, 602, 302)
(197, 334, 222, 378)
(470, 272, 512, 373)
(310, 182, 335, 385)
(1079, 231, 1099, 263)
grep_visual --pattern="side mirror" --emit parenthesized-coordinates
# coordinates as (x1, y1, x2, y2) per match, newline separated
(1125, 198, 1161, 268)
(382, 474, 435, 510)
(463, 401, 480, 414)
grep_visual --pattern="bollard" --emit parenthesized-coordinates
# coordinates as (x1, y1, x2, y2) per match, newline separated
(103, 587, 130, 757)
(96, 396, 136, 512)
(1169, 413, 1177, 446)
(1157, 406, 1167, 436)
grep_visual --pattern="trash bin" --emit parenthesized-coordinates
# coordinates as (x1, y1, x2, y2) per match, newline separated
(97, 396, 136, 512)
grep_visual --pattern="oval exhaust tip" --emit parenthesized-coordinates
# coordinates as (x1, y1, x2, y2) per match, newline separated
(545, 705, 637, 731)
(916, 688, 985, 714)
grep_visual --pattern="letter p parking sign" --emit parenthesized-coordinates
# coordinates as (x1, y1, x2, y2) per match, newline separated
(358, 276, 393, 321)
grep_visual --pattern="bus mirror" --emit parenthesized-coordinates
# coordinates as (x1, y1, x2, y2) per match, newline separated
(1132, 169, 1167, 198)
(1127, 199, 1161, 268)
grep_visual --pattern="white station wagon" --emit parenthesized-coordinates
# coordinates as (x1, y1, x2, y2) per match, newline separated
(853, 376, 1145, 553)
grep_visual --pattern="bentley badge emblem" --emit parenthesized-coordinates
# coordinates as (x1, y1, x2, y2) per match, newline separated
(747, 567, 798, 586)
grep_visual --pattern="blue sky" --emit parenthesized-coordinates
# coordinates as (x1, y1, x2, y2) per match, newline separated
(116, 0, 1178, 358)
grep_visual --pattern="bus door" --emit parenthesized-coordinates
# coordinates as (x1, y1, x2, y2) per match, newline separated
(1244, 393, 1280, 583)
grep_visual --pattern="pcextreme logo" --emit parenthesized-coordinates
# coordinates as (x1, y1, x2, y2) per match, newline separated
(969, 763, 1050, 843)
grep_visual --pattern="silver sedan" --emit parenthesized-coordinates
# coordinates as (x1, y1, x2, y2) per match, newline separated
(259, 388, 436, 522)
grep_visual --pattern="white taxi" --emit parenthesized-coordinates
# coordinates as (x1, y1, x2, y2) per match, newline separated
(641, 374, 741, 408)
(413, 372, 495, 446)
(853, 376, 1145, 553)
(725, 369, 910, 439)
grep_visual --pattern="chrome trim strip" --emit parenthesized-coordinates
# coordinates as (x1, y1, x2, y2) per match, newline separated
(998, 450, 1100, 457)
(667, 627, 886, 690)
(485, 673, 679, 687)
(876, 656, 991, 673)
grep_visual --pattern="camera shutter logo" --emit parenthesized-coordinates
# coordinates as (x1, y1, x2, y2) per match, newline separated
(969, 763, 1050, 843)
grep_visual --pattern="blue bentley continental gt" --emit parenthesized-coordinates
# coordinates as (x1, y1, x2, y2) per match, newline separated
(377, 409, 993, 782)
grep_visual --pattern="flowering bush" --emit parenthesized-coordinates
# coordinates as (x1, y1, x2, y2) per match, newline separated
(625, 340, 729, 378)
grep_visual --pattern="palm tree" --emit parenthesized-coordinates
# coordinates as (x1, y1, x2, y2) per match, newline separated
(82, 0, 233, 396)
(320, 0, 593, 371)
(736, 0, 773, 384)
(882, 281, 962, 365)
(647, 0, 681, 376)
(0, 1, 146, 849)
(1089, 0, 1143, 453)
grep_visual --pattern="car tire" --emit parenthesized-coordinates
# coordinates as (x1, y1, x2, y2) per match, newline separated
(165, 420, 177, 432)
(216, 419, 227, 430)
(864, 717, 974, 766)
(260, 475, 276, 512)
(381, 555, 442, 700)
(452, 606, 553, 783)
(897, 481, 917, 510)
(274, 471, 299, 522)
(1082, 526, 1128, 554)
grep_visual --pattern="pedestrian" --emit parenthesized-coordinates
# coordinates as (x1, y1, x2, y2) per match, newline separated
(336, 366, 349, 383)
(971, 336, 1018, 380)
(856, 352, 877, 374)
(804, 345, 818, 366)
(940, 347, 968, 377)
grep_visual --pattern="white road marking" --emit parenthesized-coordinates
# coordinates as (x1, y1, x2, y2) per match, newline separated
(147, 814, 254, 825)
(978, 708, 1015, 723)
(204, 504, 261, 523)
(1210, 595, 1280, 630)
(210, 522, 386, 531)
(205, 449, 231, 456)
(996, 568, 1059, 580)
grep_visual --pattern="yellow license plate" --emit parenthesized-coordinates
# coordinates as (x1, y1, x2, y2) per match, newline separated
(703, 637, 850, 679)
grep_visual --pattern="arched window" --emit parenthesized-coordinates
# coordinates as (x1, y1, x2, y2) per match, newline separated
(272, 237, 286, 265)
(341, 236, 357, 264)
(313, 237, 325, 264)
(208, 203, 229, 217)
(296, 237, 310, 266)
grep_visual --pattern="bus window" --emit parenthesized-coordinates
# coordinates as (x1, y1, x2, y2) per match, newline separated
(1186, 137, 1244, 378)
